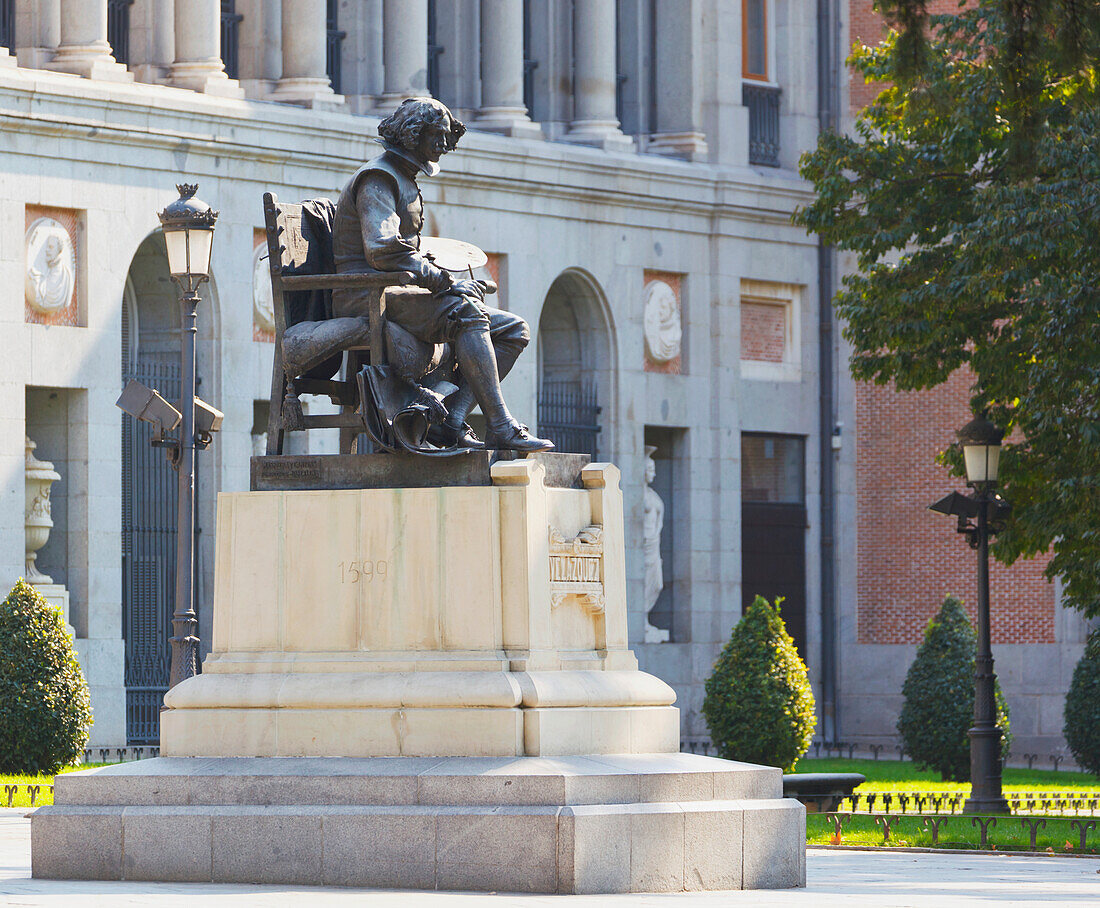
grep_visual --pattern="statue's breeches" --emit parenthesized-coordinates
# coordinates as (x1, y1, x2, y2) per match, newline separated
(339, 285, 529, 354)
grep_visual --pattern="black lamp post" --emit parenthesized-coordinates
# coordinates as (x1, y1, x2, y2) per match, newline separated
(158, 184, 218, 690)
(929, 413, 1011, 814)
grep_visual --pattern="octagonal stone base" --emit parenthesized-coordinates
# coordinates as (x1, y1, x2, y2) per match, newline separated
(31, 754, 805, 893)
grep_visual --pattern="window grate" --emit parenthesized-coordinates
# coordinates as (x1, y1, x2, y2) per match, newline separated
(221, 0, 243, 80)
(744, 82, 781, 167)
(537, 380, 601, 459)
(0, 0, 14, 51)
(326, 0, 346, 94)
(107, 0, 134, 65)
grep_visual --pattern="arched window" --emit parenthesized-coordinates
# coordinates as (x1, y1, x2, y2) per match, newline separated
(536, 271, 615, 459)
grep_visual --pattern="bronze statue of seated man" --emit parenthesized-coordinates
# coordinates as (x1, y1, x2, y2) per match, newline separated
(331, 97, 553, 453)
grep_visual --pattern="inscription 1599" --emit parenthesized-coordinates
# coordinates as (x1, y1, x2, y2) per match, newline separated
(338, 560, 389, 583)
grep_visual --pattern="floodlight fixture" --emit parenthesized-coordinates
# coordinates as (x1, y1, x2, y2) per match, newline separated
(116, 379, 182, 439)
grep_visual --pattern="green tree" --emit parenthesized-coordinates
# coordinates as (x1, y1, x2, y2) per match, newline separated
(0, 580, 93, 774)
(795, 1, 1100, 615)
(702, 596, 816, 771)
(1064, 627, 1100, 776)
(897, 596, 1011, 781)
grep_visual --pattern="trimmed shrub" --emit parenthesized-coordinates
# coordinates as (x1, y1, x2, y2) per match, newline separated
(1064, 627, 1100, 776)
(897, 595, 1011, 782)
(0, 580, 92, 774)
(702, 595, 816, 771)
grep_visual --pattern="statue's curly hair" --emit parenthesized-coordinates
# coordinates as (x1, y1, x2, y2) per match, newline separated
(378, 98, 466, 153)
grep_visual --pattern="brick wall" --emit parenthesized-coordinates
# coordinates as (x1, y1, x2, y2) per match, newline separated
(847, 0, 1054, 645)
(848, 0, 973, 111)
(855, 372, 1055, 645)
(741, 301, 786, 363)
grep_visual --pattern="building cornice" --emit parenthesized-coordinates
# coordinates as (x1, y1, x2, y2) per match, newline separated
(0, 68, 816, 241)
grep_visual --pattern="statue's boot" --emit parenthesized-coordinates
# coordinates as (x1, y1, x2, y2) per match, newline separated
(432, 340, 524, 449)
(452, 327, 553, 453)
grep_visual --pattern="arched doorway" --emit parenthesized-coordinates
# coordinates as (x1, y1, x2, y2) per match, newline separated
(120, 232, 214, 745)
(536, 270, 614, 458)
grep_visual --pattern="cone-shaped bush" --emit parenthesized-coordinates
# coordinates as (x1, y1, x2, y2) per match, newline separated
(702, 595, 816, 771)
(1064, 627, 1100, 776)
(0, 580, 92, 774)
(897, 595, 1010, 782)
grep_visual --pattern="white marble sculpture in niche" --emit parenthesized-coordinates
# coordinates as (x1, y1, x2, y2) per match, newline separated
(25, 436, 61, 583)
(25, 218, 76, 314)
(252, 242, 276, 333)
(643, 444, 670, 643)
(643, 279, 682, 364)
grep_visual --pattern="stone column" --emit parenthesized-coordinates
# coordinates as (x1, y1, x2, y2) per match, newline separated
(375, 0, 429, 112)
(236, 0, 281, 98)
(563, 0, 631, 151)
(340, 0, 384, 113)
(648, 0, 708, 160)
(151, 0, 175, 75)
(170, 0, 244, 97)
(270, 0, 342, 107)
(475, 0, 541, 138)
(126, 0, 176, 84)
(45, 0, 133, 81)
(14, 0, 60, 69)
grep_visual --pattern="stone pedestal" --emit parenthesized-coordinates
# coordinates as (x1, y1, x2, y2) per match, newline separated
(32, 454, 805, 892)
(161, 458, 678, 757)
(31, 583, 74, 638)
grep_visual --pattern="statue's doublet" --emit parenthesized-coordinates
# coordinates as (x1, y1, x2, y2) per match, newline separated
(333, 151, 424, 274)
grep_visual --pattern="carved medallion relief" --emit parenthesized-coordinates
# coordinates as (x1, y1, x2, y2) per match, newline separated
(25, 207, 81, 326)
(642, 270, 683, 373)
(253, 228, 276, 342)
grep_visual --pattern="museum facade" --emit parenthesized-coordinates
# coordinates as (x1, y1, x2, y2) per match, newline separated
(7, 0, 845, 752)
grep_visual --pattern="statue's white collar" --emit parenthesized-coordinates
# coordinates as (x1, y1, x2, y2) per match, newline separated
(379, 142, 441, 178)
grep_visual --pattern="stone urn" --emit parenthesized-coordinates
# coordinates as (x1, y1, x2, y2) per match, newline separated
(25, 436, 60, 583)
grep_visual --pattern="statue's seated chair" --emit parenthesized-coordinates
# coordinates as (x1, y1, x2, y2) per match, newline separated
(261, 191, 413, 455)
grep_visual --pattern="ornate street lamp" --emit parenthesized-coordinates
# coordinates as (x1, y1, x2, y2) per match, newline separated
(929, 413, 1010, 814)
(158, 184, 218, 690)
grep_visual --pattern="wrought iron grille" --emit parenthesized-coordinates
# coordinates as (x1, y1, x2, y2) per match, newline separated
(107, 0, 133, 65)
(121, 357, 180, 745)
(744, 82, 781, 167)
(0, 0, 13, 51)
(522, 0, 537, 116)
(537, 380, 601, 458)
(326, 0, 346, 94)
(221, 0, 243, 80)
(427, 0, 443, 98)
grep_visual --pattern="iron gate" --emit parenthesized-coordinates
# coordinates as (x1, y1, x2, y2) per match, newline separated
(537, 380, 601, 458)
(121, 357, 179, 745)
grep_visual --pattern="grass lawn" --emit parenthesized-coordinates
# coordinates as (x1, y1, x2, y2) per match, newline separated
(794, 758, 1100, 851)
(792, 758, 1100, 794)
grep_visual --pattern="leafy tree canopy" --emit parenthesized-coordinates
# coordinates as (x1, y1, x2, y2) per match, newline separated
(796, 0, 1100, 614)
